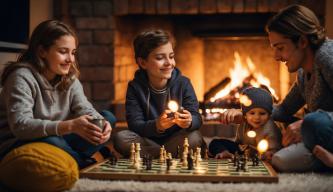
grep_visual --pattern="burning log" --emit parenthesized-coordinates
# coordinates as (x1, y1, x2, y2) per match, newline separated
(204, 77, 231, 102)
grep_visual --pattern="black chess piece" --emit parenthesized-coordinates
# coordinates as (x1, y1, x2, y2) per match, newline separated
(176, 145, 181, 160)
(166, 158, 172, 171)
(233, 151, 238, 167)
(187, 153, 194, 170)
(146, 158, 152, 170)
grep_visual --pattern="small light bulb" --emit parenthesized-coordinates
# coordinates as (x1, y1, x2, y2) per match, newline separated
(257, 139, 269, 153)
(247, 130, 256, 138)
(168, 100, 179, 112)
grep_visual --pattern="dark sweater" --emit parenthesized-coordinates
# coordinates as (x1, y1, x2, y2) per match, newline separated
(272, 39, 333, 122)
(125, 68, 202, 141)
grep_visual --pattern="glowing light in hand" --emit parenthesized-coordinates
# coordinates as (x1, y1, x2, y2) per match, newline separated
(257, 139, 268, 153)
(168, 100, 179, 112)
(247, 130, 256, 138)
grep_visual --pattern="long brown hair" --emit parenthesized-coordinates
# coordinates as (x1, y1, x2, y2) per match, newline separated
(1, 20, 80, 90)
(266, 4, 326, 51)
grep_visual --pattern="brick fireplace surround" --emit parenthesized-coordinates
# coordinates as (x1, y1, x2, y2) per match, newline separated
(53, 0, 325, 122)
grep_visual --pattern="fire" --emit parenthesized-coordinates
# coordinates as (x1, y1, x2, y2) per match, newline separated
(210, 52, 278, 102)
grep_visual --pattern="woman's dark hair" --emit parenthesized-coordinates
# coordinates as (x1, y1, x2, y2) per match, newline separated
(266, 4, 326, 51)
(1, 20, 79, 90)
(133, 29, 175, 63)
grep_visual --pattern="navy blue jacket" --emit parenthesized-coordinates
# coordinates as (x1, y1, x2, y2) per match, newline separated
(125, 68, 202, 141)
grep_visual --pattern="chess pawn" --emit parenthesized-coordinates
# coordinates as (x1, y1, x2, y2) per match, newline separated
(183, 138, 189, 155)
(182, 152, 188, 167)
(135, 143, 142, 162)
(133, 155, 141, 170)
(130, 143, 135, 163)
(196, 147, 202, 162)
(160, 146, 165, 163)
(163, 149, 167, 163)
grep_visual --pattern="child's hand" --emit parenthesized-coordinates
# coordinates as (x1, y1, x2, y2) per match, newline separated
(220, 109, 243, 124)
(174, 109, 192, 128)
(156, 110, 175, 132)
(215, 151, 234, 159)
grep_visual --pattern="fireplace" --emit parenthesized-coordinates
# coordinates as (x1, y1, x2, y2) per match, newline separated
(53, 0, 326, 121)
(112, 14, 290, 120)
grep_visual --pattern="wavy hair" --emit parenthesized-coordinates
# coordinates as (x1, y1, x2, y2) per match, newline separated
(1, 20, 79, 90)
(266, 4, 326, 51)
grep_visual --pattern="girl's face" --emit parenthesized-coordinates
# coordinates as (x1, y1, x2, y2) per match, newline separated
(139, 42, 175, 83)
(268, 31, 306, 73)
(40, 35, 77, 81)
(245, 108, 270, 129)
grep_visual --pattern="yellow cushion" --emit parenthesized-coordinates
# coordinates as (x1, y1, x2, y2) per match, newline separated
(0, 142, 79, 191)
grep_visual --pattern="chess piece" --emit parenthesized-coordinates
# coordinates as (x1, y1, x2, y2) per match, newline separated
(160, 145, 165, 163)
(135, 143, 142, 162)
(187, 153, 194, 170)
(182, 152, 188, 167)
(166, 158, 172, 171)
(183, 138, 189, 155)
(233, 151, 238, 167)
(196, 147, 202, 162)
(176, 145, 181, 159)
(204, 148, 209, 160)
(130, 143, 135, 163)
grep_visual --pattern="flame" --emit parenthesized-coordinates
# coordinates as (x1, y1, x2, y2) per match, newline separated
(210, 52, 278, 102)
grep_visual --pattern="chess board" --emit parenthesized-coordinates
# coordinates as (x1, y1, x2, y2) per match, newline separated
(80, 158, 278, 183)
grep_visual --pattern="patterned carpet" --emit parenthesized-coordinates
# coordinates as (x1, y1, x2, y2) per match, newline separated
(69, 173, 333, 192)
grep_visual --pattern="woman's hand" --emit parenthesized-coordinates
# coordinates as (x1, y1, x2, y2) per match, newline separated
(174, 109, 192, 129)
(220, 109, 243, 124)
(59, 115, 103, 145)
(282, 120, 303, 147)
(156, 110, 175, 132)
(99, 121, 112, 144)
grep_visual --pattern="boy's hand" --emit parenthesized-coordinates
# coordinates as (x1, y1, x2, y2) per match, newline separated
(156, 110, 175, 132)
(174, 109, 192, 128)
(220, 109, 243, 124)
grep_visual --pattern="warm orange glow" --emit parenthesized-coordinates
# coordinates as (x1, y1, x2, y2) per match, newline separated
(168, 100, 179, 112)
(257, 139, 269, 153)
(239, 95, 252, 107)
(210, 52, 278, 102)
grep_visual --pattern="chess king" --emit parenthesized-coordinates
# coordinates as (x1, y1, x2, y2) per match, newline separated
(209, 87, 282, 161)
(113, 29, 203, 158)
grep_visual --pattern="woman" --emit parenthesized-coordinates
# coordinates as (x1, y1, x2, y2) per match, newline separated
(113, 29, 203, 157)
(0, 20, 112, 169)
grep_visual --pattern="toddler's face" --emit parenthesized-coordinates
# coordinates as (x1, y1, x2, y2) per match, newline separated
(245, 108, 270, 129)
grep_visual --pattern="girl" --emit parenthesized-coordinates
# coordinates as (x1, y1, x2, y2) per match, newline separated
(0, 20, 112, 169)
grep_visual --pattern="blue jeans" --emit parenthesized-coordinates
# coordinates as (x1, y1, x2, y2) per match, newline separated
(302, 111, 333, 171)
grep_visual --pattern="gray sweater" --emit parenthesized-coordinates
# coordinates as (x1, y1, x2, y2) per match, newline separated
(0, 64, 102, 156)
(235, 119, 282, 153)
(272, 39, 333, 122)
